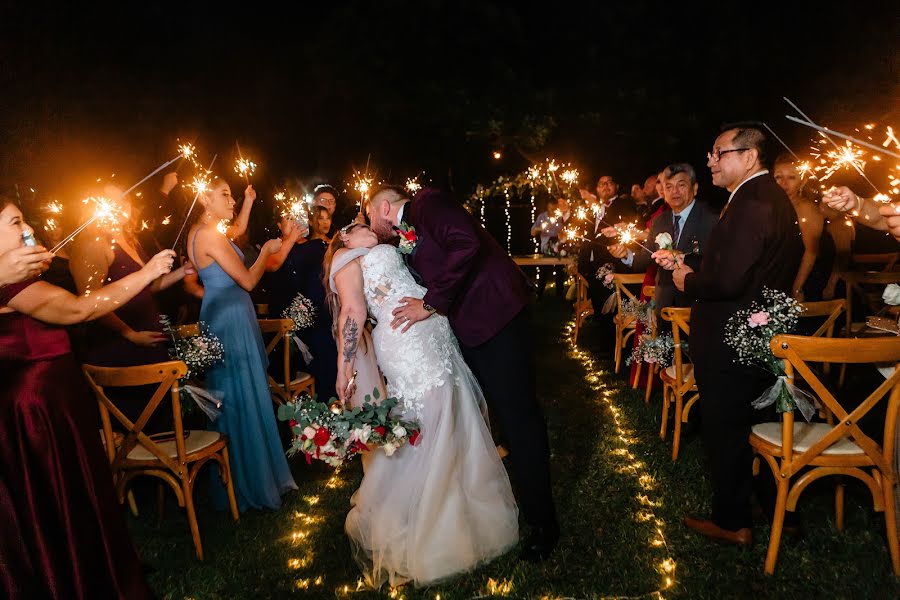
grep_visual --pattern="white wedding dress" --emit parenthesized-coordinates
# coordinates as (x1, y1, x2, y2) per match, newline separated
(330, 244, 519, 588)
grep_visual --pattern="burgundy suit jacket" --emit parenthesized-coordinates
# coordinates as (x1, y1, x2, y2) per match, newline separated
(405, 188, 531, 347)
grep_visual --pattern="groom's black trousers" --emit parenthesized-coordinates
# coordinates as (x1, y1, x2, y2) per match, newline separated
(461, 307, 558, 533)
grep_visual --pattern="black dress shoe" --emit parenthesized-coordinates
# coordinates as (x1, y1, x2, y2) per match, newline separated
(519, 527, 559, 563)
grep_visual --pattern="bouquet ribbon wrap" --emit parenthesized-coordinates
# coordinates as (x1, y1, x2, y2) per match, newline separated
(181, 384, 223, 421)
(751, 375, 816, 422)
(292, 335, 314, 364)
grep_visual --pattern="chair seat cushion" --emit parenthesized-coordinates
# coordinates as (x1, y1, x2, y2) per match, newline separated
(127, 430, 224, 461)
(663, 364, 693, 381)
(751, 422, 863, 456)
(290, 372, 312, 386)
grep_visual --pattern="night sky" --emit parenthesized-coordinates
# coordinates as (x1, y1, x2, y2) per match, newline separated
(1, 1, 897, 219)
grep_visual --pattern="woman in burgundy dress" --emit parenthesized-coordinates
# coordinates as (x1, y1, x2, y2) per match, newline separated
(69, 185, 193, 428)
(0, 197, 175, 598)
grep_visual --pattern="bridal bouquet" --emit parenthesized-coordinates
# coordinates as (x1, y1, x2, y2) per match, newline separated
(160, 316, 225, 420)
(627, 332, 680, 367)
(277, 388, 422, 467)
(283, 293, 317, 331)
(723, 288, 814, 420)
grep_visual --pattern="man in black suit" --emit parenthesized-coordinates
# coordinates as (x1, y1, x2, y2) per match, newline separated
(673, 124, 803, 546)
(611, 163, 718, 314)
(577, 175, 640, 319)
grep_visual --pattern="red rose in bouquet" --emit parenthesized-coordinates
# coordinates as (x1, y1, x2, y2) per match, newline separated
(313, 427, 331, 447)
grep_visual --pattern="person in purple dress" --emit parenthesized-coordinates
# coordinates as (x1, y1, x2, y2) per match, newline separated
(0, 196, 174, 599)
(69, 184, 194, 429)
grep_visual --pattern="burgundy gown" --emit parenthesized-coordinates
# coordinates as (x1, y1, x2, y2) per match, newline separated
(0, 279, 152, 599)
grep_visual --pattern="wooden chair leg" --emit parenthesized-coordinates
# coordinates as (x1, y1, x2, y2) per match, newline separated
(672, 396, 683, 461)
(222, 447, 240, 523)
(883, 479, 900, 576)
(614, 329, 622, 373)
(127, 490, 139, 517)
(644, 365, 654, 404)
(660, 386, 670, 441)
(835, 482, 845, 532)
(182, 477, 204, 560)
(632, 361, 642, 389)
(157, 483, 165, 523)
(764, 479, 791, 575)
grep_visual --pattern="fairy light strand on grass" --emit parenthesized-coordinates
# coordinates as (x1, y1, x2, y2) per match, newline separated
(564, 319, 676, 599)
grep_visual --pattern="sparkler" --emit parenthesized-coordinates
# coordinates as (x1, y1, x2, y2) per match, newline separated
(784, 97, 885, 194)
(121, 143, 198, 198)
(405, 173, 424, 194)
(172, 154, 218, 248)
(234, 157, 257, 181)
(50, 197, 126, 254)
(785, 115, 900, 160)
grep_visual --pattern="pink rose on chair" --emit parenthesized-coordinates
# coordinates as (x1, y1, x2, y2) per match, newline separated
(604, 273, 615, 285)
(748, 311, 770, 328)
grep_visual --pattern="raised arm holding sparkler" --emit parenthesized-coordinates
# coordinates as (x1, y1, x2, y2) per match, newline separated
(823, 185, 900, 240)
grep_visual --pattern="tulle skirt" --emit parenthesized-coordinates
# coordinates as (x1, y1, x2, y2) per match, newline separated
(345, 342, 519, 588)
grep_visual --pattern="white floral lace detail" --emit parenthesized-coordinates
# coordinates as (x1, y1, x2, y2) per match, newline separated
(361, 245, 460, 417)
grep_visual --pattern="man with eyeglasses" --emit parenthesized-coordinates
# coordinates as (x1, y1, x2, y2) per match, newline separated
(672, 123, 803, 547)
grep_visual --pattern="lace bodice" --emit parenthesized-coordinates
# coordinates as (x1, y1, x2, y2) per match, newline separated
(360, 245, 459, 414)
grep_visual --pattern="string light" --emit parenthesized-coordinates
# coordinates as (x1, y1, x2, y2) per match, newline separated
(564, 320, 677, 598)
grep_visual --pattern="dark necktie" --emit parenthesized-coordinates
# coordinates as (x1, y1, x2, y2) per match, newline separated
(673, 214, 681, 247)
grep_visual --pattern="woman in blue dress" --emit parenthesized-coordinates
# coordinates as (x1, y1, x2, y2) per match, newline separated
(187, 179, 297, 511)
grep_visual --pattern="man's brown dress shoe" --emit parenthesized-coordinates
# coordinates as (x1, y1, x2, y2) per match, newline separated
(683, 516, 752, 547)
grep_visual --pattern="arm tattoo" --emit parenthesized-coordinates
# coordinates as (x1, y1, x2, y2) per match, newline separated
(342, 317, 359, 363)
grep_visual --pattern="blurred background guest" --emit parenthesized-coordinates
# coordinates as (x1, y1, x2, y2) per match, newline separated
(530, 196, 570, 297)
(70, 184, 194, 431)
(266, 205, 337, 400)
(773, 153, 835, 302)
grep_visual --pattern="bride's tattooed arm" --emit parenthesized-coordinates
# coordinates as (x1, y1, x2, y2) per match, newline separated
(342, 317, 360, 362)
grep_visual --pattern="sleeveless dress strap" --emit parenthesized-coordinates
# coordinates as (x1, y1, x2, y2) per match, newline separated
(328, 247, 370, 293)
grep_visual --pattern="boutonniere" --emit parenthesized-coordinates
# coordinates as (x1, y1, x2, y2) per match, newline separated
(393, 222, 417, 255)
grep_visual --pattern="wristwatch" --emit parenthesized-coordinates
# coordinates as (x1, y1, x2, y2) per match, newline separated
(423, 302, 436, 314)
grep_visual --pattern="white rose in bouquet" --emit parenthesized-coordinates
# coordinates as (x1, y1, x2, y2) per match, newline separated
(350, 424, 372, 445)
(383, 442, 397, 456)
(392, 425, 407, 438)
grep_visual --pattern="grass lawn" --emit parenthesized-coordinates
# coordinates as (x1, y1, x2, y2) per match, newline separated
(130, 297, 900, 599)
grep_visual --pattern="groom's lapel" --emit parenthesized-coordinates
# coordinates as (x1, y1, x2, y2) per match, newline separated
(400, 199, 425, 285)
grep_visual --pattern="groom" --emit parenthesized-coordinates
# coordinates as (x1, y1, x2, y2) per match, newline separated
(366, 185, 559, 561)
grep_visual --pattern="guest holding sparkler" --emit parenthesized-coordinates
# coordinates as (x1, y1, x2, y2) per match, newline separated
(187, 178, 297, 511)
(823, 185, 900, 242)
(0, 195, 174, 599)
(773, 154, 835, 301)
(70, 184, 194, 429)
(530, 197, 570, 297)
(0, 244, 51, 285)
(266, 205, 338, 399)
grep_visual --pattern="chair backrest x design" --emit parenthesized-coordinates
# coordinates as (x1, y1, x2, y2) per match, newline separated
(661, 306, 693, 394)
(83, 361, 189, 475)
(257, 318, 295, 404)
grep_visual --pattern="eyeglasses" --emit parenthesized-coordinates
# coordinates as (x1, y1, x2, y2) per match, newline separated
(707, 148, 750, 163)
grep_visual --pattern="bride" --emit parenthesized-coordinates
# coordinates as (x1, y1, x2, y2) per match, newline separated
(324, 222, 519, 588)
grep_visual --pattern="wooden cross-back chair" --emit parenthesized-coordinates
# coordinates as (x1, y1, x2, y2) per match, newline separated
(851, 252, 899, 272)
(841, 270, 900, 339)
(749, 335, 900, 576)
(631, 285, 657, 403)
(572, 273, 593, 344)
(659, 307, 697, 461)
(796, 299, 848, 388)
(82, 360, 239, 560)
(612, 273, 646, 374)
(257, 318, 316, 404)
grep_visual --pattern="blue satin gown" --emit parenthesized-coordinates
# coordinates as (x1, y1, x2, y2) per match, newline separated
(193, 235, 297, 511)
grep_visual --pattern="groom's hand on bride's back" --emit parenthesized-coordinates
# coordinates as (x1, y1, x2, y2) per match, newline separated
(391, 297, 435, 333)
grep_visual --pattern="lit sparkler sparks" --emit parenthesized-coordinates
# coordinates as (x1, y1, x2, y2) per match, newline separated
(178, 143, 196, 162)
(405, 175, 422, 194)
(45, 200, 63, 214)
(560, 168, 579, 185)
(234, 158, 257, 179)
(188, 173, 212, 195)
(50, 197, 126, 254)
(812, 139, 866, 181)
